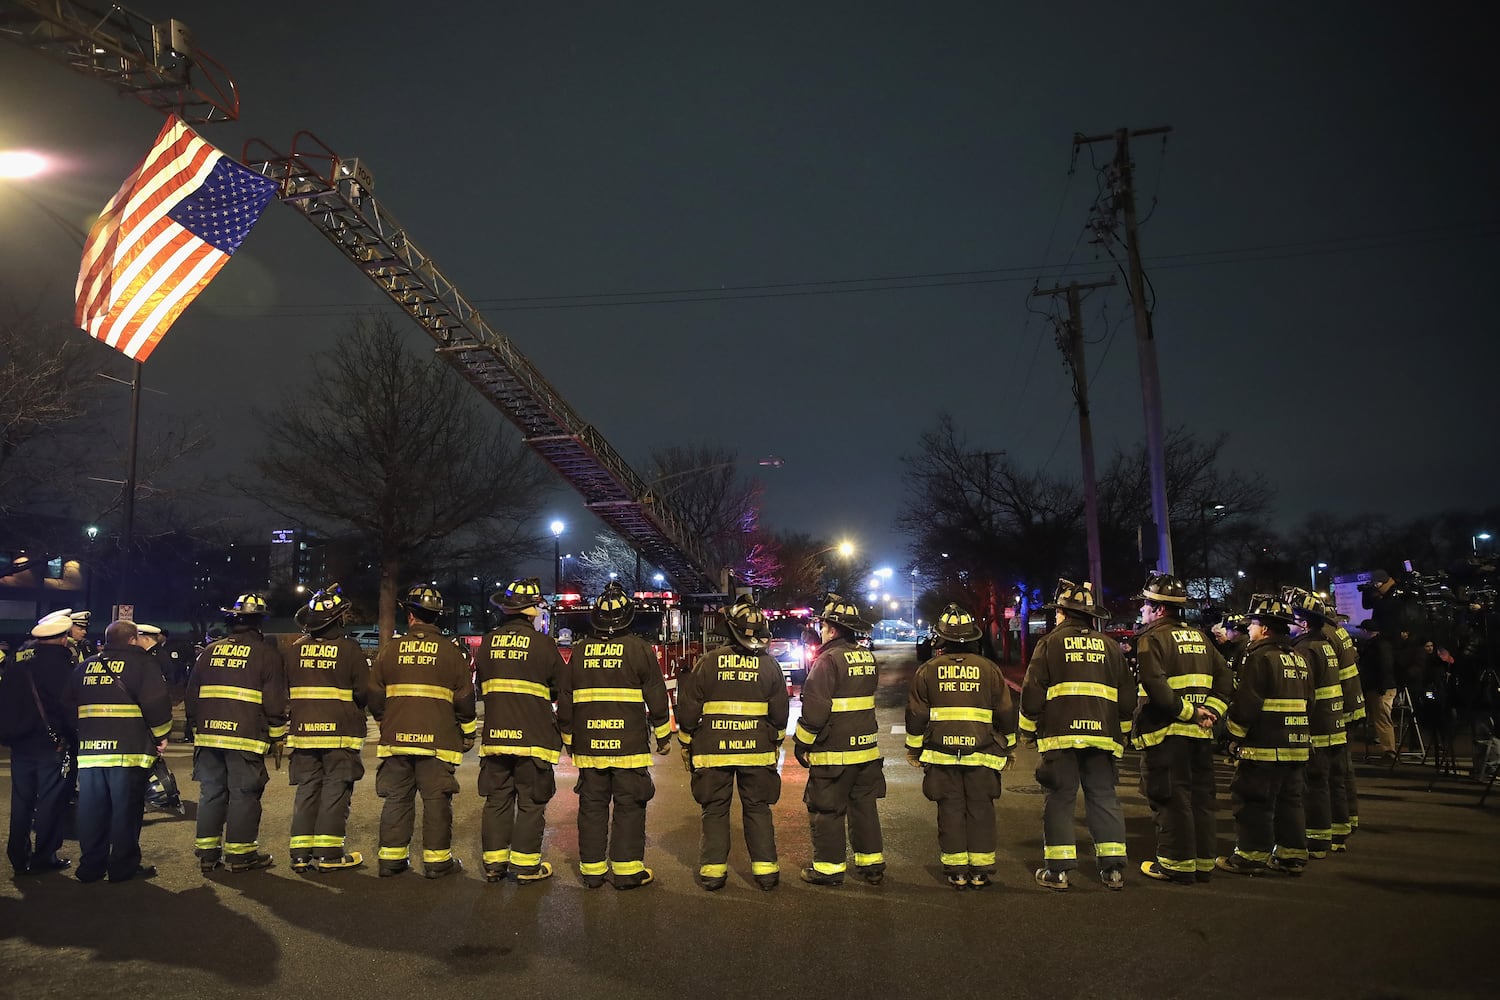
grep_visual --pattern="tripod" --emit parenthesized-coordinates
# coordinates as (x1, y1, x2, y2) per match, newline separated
(1391, 686, 1426, 767)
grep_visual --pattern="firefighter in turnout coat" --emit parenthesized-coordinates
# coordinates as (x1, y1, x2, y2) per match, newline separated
(1020, 579, 1134, 892)
(285, 585, 369, 873)
(905, 603, 1016, 889)
(475, 578, 566, 884)
(557, 582, 672, 889)
(1322, 603, 1364, 847)
(1217, 594, 1314, 876)
(1284, 588, 1347, 860)
(676, 596, 790, 891)
(368, 585, 477, 879)
(189, 594, 288, 874)
(795, 594, 886, 887)
(68, 620, 174, 882)
(1133, 574, 1234, 885)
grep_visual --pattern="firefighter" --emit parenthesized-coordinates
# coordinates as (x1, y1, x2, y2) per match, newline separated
(1322, 602, 1363, 848)
(1212, 613, 1250, 676)
(904, 603, 1016, 889)
(558, 582, 672, 889)
(368, 584, 477, 879)
(1216, 594, 1314, 876)
(188, 593, 288, 874)
(676, 595, 789, 891)
(1019, 579, 1133, 892)
(134, 624, 185, 816)
(475, 577, 565, 884)
(1, 612, 77, 875)
(67, 620, 174, 882)
(1284, 588, 1347, 860)
(285, 584, 369, 873)
(794, 594, 886, 887)
(1132, 574, 1233, 885)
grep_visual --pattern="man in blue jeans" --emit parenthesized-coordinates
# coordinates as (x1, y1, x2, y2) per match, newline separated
(0, 611, 78, 875)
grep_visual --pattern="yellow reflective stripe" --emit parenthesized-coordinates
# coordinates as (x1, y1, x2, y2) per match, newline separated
(423, 849, 453, 864)
(1227, 719, 1249, 738)
(1136, 722, 1215, 747)
(677, 731, 693, 745)
(480, 678, 551, 699)
(378, 847, 410, 861)
(77, 704, 143, 718)
(919, 750, 1007, 770)
(941, 851, 970, 866)
(268, 724, 288, 739)
(794, 722, 818, 744)
(1120, 719, 1133, 733)
(830, 696, 875, 712)
(1047, 682, 1117, 700)
(807, 747, 881, 765)
(572, 687, 645, 704)
(77, 754, 157, 768)
(1311, 733, 1348, 747)
(290, 836, 316, 849)
(699, 863, 729, 878)
(572, 753, 654, 768)
(969, 852, 996, 867)
(929, 707, 993, 723)
(703, 700, 769, 716)
(1338, 665, 1360, 680)
(287, 735, 365, 750)
(510, 851, 541, 867)
(1095, 842, 1126, 857)
(1314, 684, 1342, 700)
(1044, 845, 1077, 860)
(194, 734, 270, 754)
(1167, 673, 1214, 690)
(1036, 735, 1123, 757)
(813, 860, 846, 875)
(610, 860, 645, 876)
(311, 836, 344, 848)
(905, 733, 924, 749)
(1175, 700, 1196, 723)
(1262, 699, 1306, 712)
(652, 721, 673, 740)
(377, 745, 463, 764)
(1237, 746, 1310, 761)
(1204, 696, 1228, 716)
(224, 842, 259, 855)
(461, 719, 479, 735)
(751, 860, 780, 876)
(479, 745, 562, 763)
(195, 837, 222, 850)
(579, 860, 609, 876)
(290, 686, 354, 701)
(385, 684, 454, 701)
(1157, 856, 1195, 873)
(198, 684, 264, 704)
(775, 729, 786, 742)
(151, 720, 173, 738)
(691, 751, 778, 768)
(853, 852, 884, 867)
(1018, 715, 1037, 733)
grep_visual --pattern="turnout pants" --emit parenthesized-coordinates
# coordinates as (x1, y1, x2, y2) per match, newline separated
(1304, 744, 1349, 853)
(1035, 748, 1127, 873)
(193, 747, 269, 864)
(922, 763, 1001, 876)
(1341, 743, 1359, 836)
(691, 765, 781, 883)
(376, 755, 460, 871)
(575, 767, 654, 883)
(1228, 759, 1307, 865)
(1141, 736, 1218, 878)
(479, 754, 557, 874)
(804, 760, 886, 878)
(7, 749, 71, 873)
(288, 748, 364, 861)
(76, 765, 149, 881)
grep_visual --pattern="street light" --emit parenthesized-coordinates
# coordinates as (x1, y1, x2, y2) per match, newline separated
(1308, 561, 1327, 592)
(1475, 531, 1493, 555)
(550, 520, 565, 594)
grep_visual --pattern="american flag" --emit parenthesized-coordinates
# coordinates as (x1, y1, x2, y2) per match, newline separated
(75, 116, 277, 363)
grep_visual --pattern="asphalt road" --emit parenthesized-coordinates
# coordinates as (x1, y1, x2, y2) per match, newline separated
(2, 643, 1497, 1000)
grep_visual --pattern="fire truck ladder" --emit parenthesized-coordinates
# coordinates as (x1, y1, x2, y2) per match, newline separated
(241, 131, 721, 596)
(0, 0, 238, 123)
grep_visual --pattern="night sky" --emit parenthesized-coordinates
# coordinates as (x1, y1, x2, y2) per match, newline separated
(2, 1, 1496, 576)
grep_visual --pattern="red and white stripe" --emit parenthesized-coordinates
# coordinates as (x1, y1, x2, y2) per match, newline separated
(74, 117, 230, 363)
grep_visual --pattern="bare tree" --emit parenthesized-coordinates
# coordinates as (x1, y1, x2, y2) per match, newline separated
(245, 314, 551, 641)
(645, 444, 768, 583)
(0, 302, 108, 512)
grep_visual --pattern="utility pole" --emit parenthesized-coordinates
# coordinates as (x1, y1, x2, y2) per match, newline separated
(1031, 278, 1115, 599)
(1074, 125, 1174, 574)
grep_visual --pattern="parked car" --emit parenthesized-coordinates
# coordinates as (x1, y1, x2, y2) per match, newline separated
(349, 627, 382, 651)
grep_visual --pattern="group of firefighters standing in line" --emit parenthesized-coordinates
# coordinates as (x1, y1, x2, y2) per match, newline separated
(5, 565, 1365, 891)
